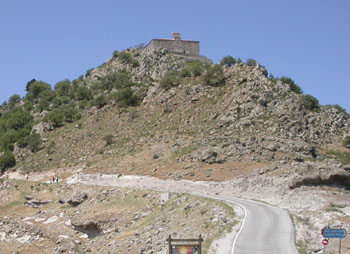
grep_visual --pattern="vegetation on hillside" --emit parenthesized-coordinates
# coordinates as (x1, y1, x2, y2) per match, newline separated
(0, 49, 348, 174)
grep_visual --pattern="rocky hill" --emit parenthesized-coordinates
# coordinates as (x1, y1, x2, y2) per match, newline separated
(1, 47, 350, 253)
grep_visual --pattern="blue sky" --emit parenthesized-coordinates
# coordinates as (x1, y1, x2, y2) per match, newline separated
(1, 1, 349, 111)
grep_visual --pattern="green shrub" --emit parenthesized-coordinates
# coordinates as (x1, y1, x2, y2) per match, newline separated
(112, 50, 119, 58)
(343, 136, 350, 148)
(103, 134, 114, 145)
(202, 65, 225, 87)
(160, 71, 181, 90)
(220, 56, 236, 67)
(47, 141, 56, 155)
(246, 58, 257, 66)
(328, 150, 350, 165)
(8, 94, 21, 108)
(44, 105, 81, 127)
(0, 151, 16, 172)
(75, 86, 93, 101)
(26, 81, 53, 103)
(25, 79, 36, 92)
(117, 52, 139, 68)
(26, 132, 42, 152)
(111, 87, 141, 108)
(279, 76, 302, 94)
(54, 80, 71, 97)
(95, 95, 107, 108)
(118, 52, 132, 63)
(299, 94, 320, 112)
(334, 104, 347, 114)
(44, 110, 64, 127)
(100, 72, 131, 91)
(0, 133, 15, 152)
(182, 62, 204, 77)
(131, 59, 140, 68)
(85, 68, 94, 77)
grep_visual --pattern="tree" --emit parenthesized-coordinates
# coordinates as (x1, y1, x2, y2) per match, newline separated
(279, 76, 302, 94)
(26, 81, 53, 103)
(246, 58, 257, 67)
(202, 65, 225, 87)
(95, 95, 107, 108)
(112, 87, 141, 108)
(8, 94, 21, 108)
(26, 132, 42, 152)
(25, 79, 36, 92)
(160, 71, 180, 90)
(220, 56, 236, 67)
(0, 151, 16, 172)
(300, 94, 320, 112)
(75, 86, 92, 101)
(54, 80, 71, 97)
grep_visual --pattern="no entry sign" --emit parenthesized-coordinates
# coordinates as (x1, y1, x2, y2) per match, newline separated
(322, 239, 329, 246)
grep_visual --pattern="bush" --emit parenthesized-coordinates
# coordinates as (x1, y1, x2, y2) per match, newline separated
(26, 81, 53, 103)
(95, 95, 107, 108)
(343, 136, 350, 148)
(100, 72, 131, 91)
(44, 105, 81, 127)
(220, 56, 236, 67)
(25, 79, 36, 92)
(181, 62, 205, 77)
(111, 88, 141, 108)
(54, 80, 71, 97)
(44, 110, 64, 127)
(112, 50, 119, 58)
(85, 68, 94, 77)
(26, 132, 42, 152)
(75, 86, 93, 101)
(334, 104, 347, 114)
(246, 58, 257, 66)
(0, 151, 16, 172)
(279, 76, 302, 94)
(299, 94, 320, 112)
(118, 52, 132, 63)
(8, 94, 21, 108)
(202, 65, 225, 87)
(160, 71, 180, 90)
(103, 134, 114, 146)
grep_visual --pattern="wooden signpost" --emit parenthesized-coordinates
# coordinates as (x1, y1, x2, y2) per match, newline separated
(167, 235, 203, 254)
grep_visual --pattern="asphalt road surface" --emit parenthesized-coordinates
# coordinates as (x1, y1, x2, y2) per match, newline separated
(67, 174, 299, 254)
(204, 195, 299, 254)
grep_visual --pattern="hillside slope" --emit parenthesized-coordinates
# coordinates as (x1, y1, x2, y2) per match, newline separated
(1, 47, 350, 253)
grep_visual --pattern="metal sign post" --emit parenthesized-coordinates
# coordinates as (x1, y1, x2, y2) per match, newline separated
(322, 228, 347, 254)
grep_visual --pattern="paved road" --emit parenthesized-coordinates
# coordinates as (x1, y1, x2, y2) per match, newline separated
(204, 195, 299, 254)
(67, 174, 299, 254)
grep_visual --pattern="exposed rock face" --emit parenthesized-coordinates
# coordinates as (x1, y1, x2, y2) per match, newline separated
(67, 192, 88, 206)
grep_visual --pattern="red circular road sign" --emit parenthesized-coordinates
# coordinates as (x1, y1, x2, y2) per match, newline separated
(322, 239, 329, 246)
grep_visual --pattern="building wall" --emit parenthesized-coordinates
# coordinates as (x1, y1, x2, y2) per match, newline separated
(146, 40, 200, 56)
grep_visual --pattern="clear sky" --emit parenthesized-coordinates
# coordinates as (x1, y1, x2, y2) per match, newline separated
(1, 1, 349, 111)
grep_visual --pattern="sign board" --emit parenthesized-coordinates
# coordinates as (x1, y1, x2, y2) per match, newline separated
(172, 245, 198, 254)
(323, 228, 347, 239)
(167, 235, 203, 254)
(322, 239, 329, 246)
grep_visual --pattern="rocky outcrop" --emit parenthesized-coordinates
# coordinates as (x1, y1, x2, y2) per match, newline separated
(67, 192, 88, 206)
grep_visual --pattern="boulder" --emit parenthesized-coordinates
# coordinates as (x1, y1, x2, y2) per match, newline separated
(67, 192, 88, 206)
